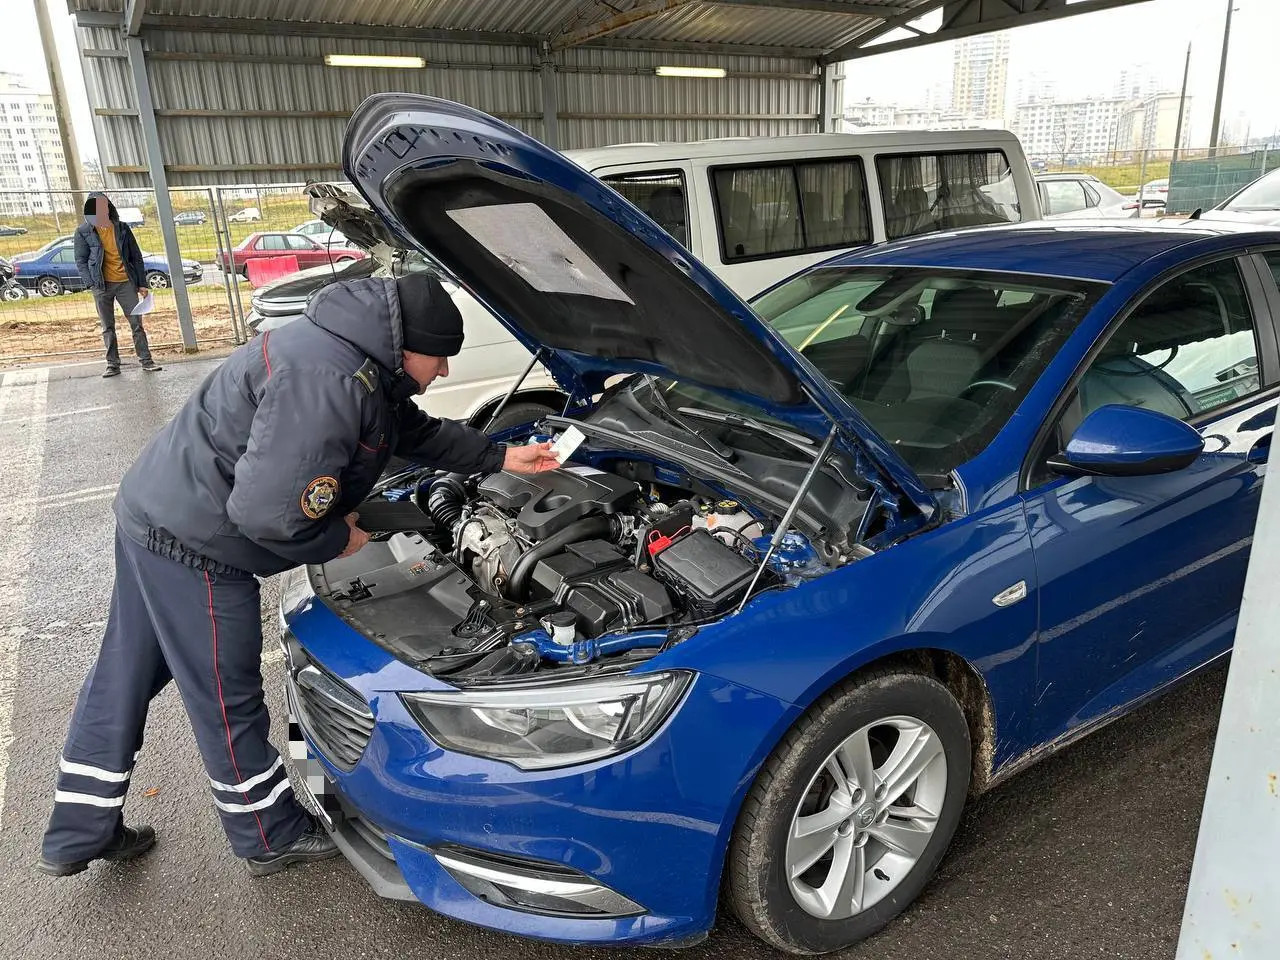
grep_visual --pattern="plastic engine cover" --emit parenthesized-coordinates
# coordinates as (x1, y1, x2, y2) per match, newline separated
(477, 468, 638, 540)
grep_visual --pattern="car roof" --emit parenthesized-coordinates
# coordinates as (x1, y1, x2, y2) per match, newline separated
(826, 221, 1280, 283)
(563, 128, 1018, 170)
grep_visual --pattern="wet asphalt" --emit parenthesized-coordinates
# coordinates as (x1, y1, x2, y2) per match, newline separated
(0, 356, 1224, 960)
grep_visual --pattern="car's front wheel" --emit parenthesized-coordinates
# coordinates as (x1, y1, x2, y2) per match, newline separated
(727, 669, 971, 954)
(146, 270, 171, 289)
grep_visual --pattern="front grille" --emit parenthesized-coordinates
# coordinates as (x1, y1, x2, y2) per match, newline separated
(291, 656, 374, 771)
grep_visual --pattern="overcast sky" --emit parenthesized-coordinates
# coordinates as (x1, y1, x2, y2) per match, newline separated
(6, 0, 1279, 165)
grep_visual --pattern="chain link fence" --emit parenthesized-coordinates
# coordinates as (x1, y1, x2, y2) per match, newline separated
(0, 182, 365, 365)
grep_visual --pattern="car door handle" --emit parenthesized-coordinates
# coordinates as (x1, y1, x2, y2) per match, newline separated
(1247, 433, 1272, 465)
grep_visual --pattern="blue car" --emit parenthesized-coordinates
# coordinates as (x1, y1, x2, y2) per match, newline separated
(13, 243, 201, 298)
(279, 95, 1280, 954)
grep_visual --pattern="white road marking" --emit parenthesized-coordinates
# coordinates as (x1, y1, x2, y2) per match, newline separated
(0, 367, 49, 829)
(0, 404, 113, 426)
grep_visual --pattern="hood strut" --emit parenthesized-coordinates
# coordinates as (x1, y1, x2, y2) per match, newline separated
(736, 423, 840, 614)
(482, 347, 546, 432)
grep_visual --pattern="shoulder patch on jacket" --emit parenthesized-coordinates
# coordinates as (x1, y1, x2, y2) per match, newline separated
(352, 358, 379, 395)
(300, 476, 340, 520)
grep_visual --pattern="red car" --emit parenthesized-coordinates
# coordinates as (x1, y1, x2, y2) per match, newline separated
(218, 232, 365, 276)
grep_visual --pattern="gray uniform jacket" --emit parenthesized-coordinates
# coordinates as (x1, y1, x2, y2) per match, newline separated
(114, 277, 505, 577)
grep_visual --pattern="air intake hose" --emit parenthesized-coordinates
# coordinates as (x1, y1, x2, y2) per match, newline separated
(425, 474, 467, 531)
(504, 515, 618, 602)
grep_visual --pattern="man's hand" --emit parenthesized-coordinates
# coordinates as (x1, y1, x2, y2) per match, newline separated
(503, 442, 561, 474)
(338, 512, 370, 558)
(137, 288, 148, 300)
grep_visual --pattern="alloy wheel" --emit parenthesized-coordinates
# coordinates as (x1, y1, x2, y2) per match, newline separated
(785, 716, 947, 920)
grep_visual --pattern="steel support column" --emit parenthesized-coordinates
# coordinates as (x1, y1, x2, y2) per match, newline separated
(125, 35, 196, 352)
(1175, 400, 1280, 957)
(540, 54, 561, 149)
(818, 61, 836, 132)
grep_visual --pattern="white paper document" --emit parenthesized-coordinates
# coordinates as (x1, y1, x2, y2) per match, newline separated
(131, 291, 155, 316)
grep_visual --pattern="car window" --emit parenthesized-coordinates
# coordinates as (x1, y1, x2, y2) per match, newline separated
(711, 157, 870, 262)
(1226, 170, 1280, 211)
(53, 248, 74, 263)
(600, 170, 689, 248)
(877, 150, 1019, 240)
(1082, 183, 1102, 207)
(260, 235, 288, 251)
(1263, 252, 1280, 288)
(654, 266, 1102, 479)
(1065, 258, 1263, 438)
(1042, 180, 1089, 216)
(285, 235, 315, 251)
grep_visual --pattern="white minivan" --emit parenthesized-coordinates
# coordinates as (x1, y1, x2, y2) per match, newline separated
(274, 130, 1038, 428)
(568, 128, 1039, 297)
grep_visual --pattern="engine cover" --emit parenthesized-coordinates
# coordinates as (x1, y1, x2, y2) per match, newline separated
(477, 468, 639, 540)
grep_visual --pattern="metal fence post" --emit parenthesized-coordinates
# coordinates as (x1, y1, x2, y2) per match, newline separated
(124, 35, 197, 352)
(214, 186, 249, 343)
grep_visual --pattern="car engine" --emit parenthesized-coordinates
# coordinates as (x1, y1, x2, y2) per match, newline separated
(314, 461, 838, 681)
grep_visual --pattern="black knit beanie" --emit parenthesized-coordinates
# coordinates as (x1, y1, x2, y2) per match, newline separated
(397, 270, 464, 357)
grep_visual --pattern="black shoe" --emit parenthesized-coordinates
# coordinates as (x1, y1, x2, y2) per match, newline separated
(102, 366, 121, 378)
(35, 824, 156, 877)
(245, 820, 339, 877)
(140, 359, 162, 372)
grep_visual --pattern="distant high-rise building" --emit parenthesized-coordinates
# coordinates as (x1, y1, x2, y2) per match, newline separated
(1013, 97, 1129, 160)
(1113, 65, 1160, 102)
(952, 34, 1011, 122)
(1117, 92, 1194, 152)
(1015, 73, 1058, 106)
(0, 72, 71, 217)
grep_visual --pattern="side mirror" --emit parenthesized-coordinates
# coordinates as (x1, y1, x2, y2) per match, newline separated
(1049, 404, 1204, 478)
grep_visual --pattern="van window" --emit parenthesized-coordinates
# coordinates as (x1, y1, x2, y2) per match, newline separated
(599, 170, 689, 248)
(877, 150, 1019, 240)
(711, 158, 870, 263)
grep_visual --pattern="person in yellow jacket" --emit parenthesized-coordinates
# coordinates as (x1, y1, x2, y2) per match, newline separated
(73, 193, 161, 377)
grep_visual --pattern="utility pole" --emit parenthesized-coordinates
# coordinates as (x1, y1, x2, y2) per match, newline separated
(32, 0, 85, 194)
(1172, 43, 1190, 164)
(1208, 0, 1235, 158)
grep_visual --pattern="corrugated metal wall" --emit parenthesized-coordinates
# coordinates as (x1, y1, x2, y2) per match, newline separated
(75, 23, 820, 187)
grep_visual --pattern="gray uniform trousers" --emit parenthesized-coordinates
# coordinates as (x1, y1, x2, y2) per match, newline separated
(41, 528, 310, 862)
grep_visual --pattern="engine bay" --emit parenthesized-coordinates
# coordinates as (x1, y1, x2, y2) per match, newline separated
(312, 452, 859, 682)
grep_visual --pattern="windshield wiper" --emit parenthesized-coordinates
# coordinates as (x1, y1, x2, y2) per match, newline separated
(677, 406, 817, 459)
(644, 378, 736, 461)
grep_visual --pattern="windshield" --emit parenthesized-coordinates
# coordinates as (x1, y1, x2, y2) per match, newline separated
(1226, 170, 1280, 210)
(633, 267, 1102, 480)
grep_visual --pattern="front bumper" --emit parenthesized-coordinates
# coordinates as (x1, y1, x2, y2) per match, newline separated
(281, 596, 796, 947)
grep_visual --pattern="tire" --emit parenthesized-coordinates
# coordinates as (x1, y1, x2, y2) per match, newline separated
(37, 276, 63, 298)
(146, 270, 171, 289)
(727, 669, 971, 954)
(1, 283, 25, 302)
(479, 401, 557, 436)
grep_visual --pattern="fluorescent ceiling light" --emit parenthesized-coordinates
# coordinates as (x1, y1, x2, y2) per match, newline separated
(655, 66, 727, 79)
(324, 54, 426, 69)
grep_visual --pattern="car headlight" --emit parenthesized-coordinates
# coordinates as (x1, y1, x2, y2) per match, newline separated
(401, 671, 692, 770)
(278, 565, 314, 627)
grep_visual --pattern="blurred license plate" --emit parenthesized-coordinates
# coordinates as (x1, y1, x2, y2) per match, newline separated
(285, 683, 341, 829)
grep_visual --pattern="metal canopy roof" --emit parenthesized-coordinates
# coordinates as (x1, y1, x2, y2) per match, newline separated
(68, 0, 1155, 63)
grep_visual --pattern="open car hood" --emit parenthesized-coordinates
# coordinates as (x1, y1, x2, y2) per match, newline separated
(306, 182, 404, 264)
(342, 94, 937, 521)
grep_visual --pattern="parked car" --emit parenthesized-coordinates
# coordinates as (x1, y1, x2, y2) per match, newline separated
(562, 127, 1039, 298)
(291, 217, 349, 249)
(13, 245, 201, 297)
(0, 224, 28, 237)
(227, 206, 262, 223)
(0, 256, 25, 301)
(1035, 173, 1139, 219)
(249, 185, 565, 428)
(1139, 177, 1169, 214)
(1198, 167, 1280, 227)
(174, 210, 207, 226)
(116, 206, 146, 227)
(280, 95, 1280, 955)
(217, 231, 364, 277)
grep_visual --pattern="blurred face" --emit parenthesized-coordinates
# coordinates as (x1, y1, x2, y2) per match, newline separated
(402, 351, 449, 395)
